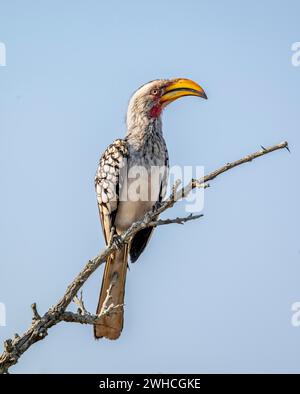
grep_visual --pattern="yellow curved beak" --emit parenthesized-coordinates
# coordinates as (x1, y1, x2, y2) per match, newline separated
(160, 78, 207, 106)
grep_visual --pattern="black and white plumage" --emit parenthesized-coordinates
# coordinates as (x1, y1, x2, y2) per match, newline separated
(95, 139, 128, 246)
(94, 78, 207, 340)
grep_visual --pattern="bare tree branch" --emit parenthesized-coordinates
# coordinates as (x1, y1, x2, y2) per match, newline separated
(0, 141, 289, 374)
(59, 307, 123, 325)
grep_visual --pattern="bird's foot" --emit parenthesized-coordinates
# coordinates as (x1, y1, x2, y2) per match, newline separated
(112, 234, 123, 250)
(152, 201, 162, 212)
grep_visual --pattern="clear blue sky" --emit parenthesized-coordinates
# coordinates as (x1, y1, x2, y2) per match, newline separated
(0, 0, 300, 373)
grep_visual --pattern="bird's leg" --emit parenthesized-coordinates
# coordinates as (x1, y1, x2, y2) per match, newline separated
(108, 226, 116, 247)
(109, 226, 123, 250)
(113, 234, 123, 250)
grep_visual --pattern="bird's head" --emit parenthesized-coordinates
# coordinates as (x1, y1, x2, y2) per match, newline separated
(126, 78, 207, 129)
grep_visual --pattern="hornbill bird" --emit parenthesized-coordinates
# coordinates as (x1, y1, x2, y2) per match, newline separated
(94, 78, 207, 339)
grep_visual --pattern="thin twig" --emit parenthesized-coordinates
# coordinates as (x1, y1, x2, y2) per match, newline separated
(99, 283, 114, 315)
(149, 213, 204, 227)
(73, 291, 89, 316)
(60, 306, 123, 325)
(31, 303, 41, 321)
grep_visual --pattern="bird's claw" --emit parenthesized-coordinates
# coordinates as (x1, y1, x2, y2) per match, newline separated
(152, 201, 162, 212)
(112, 234, 123, 250)
(108, 227, 123, 249)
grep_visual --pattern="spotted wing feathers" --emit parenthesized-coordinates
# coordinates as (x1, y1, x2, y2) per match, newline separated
(95, 139, 128, 245)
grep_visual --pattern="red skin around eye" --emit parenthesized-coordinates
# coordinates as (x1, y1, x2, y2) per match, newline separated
(150, 103, 163, 118)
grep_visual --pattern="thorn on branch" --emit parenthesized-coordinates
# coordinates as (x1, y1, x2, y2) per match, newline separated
(31, 303, 41, 321)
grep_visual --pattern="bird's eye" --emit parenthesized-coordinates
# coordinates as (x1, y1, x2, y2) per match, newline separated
(151, 88, 159, 96)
